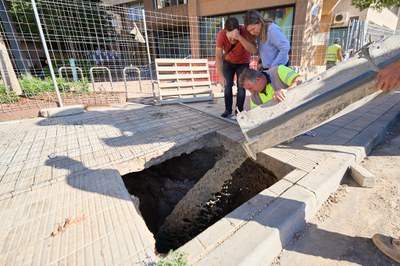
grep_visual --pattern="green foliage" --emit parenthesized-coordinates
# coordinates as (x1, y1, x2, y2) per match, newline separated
(73, 77, 90, 94)
(8, 0, 37, 34)
(155, 251, 187, 266)
(19, 74, 54, 96)
(351, 0, 400, 11)
(8, 0, 109, 38)
(0, 84, 19, 104)
(57, 77, 90, 94)
(19, 74, 90, 97)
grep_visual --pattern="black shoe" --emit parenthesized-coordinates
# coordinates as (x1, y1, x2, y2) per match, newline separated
(221, 110, 232, 118)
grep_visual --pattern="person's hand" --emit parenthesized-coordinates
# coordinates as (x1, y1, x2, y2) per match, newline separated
(287, 76, 304, 90)
(219, 76, 226, 88)
(226, 29, 240, 40)
(375, 61, 400, 92)
(273, 89, 287, 102)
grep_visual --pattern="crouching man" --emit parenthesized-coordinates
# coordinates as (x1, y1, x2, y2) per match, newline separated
(239, 66, 304, 108)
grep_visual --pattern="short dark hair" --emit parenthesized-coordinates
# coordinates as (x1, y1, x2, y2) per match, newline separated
(224, 17, 240, 32)
(239, 68, 263, 87)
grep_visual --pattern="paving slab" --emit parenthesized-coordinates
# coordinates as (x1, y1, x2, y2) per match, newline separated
(0, 91, 399, 265)
(0, 102, 237, 264)
(178, 92, 400, 265)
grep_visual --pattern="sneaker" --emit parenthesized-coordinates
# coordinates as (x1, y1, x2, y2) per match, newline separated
(372, 233, 400, 263)
(221, 110, 232, 118)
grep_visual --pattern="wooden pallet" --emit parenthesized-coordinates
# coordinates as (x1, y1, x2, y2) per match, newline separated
(155, 58, 214, 104)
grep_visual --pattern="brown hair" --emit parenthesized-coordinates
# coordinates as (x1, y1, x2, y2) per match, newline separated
(244, 9, 274, 42)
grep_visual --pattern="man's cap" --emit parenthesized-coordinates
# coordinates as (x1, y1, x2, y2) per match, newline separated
(334, 38, 340, 43)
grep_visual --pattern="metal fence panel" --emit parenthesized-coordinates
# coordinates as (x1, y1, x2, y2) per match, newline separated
(0, 0, 399, 116)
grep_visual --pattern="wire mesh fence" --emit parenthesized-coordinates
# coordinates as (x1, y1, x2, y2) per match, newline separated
(0, 0, 399, 116)
(367, 23, 400, 42)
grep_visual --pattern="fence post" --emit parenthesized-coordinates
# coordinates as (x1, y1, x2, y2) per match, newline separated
(345, 20, 351, 51)
(0, 0, 27, 76)
(142, 9, 156, 100)
(31, 0, 63, 107)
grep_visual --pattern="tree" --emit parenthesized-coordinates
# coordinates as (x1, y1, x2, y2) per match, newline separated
(3, 0, 113, 76)
(351, 0, 400, 11)
(8, 0, 103, 34)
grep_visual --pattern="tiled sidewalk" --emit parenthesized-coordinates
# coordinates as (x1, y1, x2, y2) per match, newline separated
(0, 104, 230, 199)
(0, 103, 235, 264)
(0, 92, 399, 265)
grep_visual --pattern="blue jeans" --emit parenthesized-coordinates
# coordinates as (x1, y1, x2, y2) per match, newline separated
(222, 60, 249, 112)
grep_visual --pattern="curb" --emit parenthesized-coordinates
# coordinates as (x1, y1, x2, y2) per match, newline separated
(39, 105, 84, 118)
(178, 93, 400, 265)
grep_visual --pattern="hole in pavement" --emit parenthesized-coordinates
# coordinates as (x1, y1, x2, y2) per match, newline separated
(122, 141, 278, 253)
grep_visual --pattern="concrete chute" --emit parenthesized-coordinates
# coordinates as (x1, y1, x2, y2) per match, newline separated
(237, 35, 400, 159)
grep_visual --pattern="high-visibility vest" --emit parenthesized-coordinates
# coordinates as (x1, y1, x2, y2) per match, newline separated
(250, 65, 299, 108)
(250, 82, 275, 109)
(326, 44, 341, 62)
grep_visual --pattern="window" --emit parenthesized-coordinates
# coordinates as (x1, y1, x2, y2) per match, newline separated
(128, 4, 143, 21)
(157, 0, 188, 9)
(349, 16, 359, 22)
(200, 6, 295, 57)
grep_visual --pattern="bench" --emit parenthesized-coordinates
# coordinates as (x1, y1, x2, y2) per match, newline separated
(154, 58, 214, 104)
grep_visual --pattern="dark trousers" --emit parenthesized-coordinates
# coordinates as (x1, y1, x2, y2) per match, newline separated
(222, 60, 249, 112)
(326, 61, 336, 70)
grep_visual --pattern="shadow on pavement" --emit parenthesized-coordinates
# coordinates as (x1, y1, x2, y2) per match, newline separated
(45, 155, 131, 201)
(225, 194, 396, 265)
(36, 104, 224, 149)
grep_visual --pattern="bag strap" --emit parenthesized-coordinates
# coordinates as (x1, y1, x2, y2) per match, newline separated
(222, 43, 236, 60)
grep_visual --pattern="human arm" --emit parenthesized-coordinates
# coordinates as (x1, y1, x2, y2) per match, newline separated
(269, 26, 290, 67)
(226, 29, 257, 54)
(337, 47, 343, 62)
(287, 76, 304, 90)
(273, 66, 303, 102)
(215, 30, 226, 87)
(375, 59, 400, 92)
(257, 57, 263, 71)
(215, 47, 225, 87)
(273, 76, 303, 102)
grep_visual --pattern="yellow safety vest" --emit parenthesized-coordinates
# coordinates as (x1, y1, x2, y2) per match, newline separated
(250, 84, 275, 109)
(326, 44, 341, 62)
(250, 65, 299, 108)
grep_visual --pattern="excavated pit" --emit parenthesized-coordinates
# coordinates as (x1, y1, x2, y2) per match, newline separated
(122, 142, 278, 253)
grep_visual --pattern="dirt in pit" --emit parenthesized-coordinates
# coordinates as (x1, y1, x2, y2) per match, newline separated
(155, 156, 278, 253)
(122, 146, 226, 234)
(123, 144, 278, 253)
